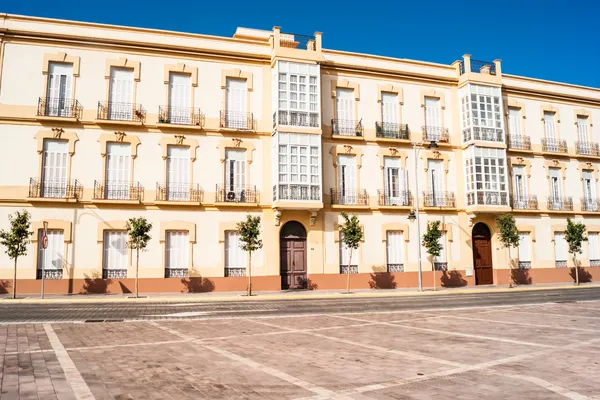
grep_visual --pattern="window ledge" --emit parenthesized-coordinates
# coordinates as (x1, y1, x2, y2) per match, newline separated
(507, 148, 534, 154)
(156, 123, 203, 131)
(421, 206, 457, 211)
(461, 140, 506, 150)
(376, 205, 412, 211)
(331, 204, 370, 210)
(272, 200, 323, 211)
(27, 197, 79, 203)
(154, 200, 202, 206)
(331, 135, 365, 141)
(35, 115, 81, 124)
(95, 119, 143, 127)
(540, 151, 570, 158)
(91, 199, 142, 205)
(466, 205, 511, 213)
(218, 127, 255, 133)
(214, 201, 259, 207)
(373, 137, 411, 145)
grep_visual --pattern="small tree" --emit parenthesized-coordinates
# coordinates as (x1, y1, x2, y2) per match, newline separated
(126, 217, 152, 298)
(0, 210, 32, 299)
(237, 214, 263, 296)
(496, 214, 520, 288)
(339, 212, 364, 294)
(422, 220, 443, 291)
(565, 218, 587, 286)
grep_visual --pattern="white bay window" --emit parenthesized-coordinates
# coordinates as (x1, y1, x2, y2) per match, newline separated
(464, 147, 508, 206)
(460, 84, 504, 142)
(275, 61, 319, 127)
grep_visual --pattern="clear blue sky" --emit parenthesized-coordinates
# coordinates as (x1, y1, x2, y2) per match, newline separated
(3, 0, 599, 88)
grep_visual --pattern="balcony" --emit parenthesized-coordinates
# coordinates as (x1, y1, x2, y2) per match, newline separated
(375, 122, 409, 140)
(422, 126, 449, 143)
(156, 183, 203, 203)
(97, 102, 146, 123)
(422, 191, 455, 208)
(463, 127, 503, 142)
(220, 111, 253, 130)
(467, 191, 509, 206)
(273, 111, 319, 128)
(158, 106, 204, 127)
(225, 267, 246, 277)
(165, 268, 189, 278)
(37, 97, 83, 119)
(93, 181, 144, 201)
(581, 197, 600, 212)
(274, 184, 321, 201)
(103, 269, 127, 279)
(28, 178, 83, 200)
(279, 33, 317, 51)
(507, 135, 532, 150)
(575, 141, 600, 157)
(541, 138, 568, 154)
(331, 119, 363, 137)
(37, 269, 63, 280)
(461, 59, 496, 75)
(330, 189, 369, 206)
(547, 196, 573, 211)
(216, 184, 258, 203)
(511, 195, 538, 210)
(377, 190, 412, 207)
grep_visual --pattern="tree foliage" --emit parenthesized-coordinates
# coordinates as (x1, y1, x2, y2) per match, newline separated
(0, 210, 32, 299)
(565, 218, 587, 256)
(126, 217, 153, 251)
(237, 215, 263, 253)
(339, 212, 363, 251)
(422, 220, 443, 258)
(496, 214, 520, 249)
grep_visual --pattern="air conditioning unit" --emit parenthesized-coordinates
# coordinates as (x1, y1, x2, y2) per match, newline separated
(226, 191, 236, 201)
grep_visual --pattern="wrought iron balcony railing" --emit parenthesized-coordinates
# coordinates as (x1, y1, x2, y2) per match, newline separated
(507, 135, 532, 150)
(542, 138, 568, 153)
(37, 269, 63, 280)
(165, 268, 189, 278)
(511, 195, 538, 210)
(463, 127, 504, 142)
(279, 32, 317, 51)
(518, 261, 531, 269)
(156, 183, 203, 202)
(467, 191, 509, 206)
(103, 269, 127, 279)
(422, 126, 449, 143)
(555, 260, 567, 268)
(220, 111, 253, 130)
(225, 267, 246, 277)
(158, 106, 204, 126)
(37, 97, 83, 119)
(97, 101, 146, 122)
(93, 181, 144, 201)
(461, 59, 496, 75)
(216, 184, 258, 203)
(332, 119, 363, 137)
(581, 197, 600, 212)
(375, 122, 409, 140)
(422, 191, 455, 208)
(28, 178, 83, 200)
(387, 263, 404, 273)
(547, 196, 573, 211)
(330, 189, 369, 206)
(377, 189, 412, 206)
(575, 141, 600, 156)
(434, 262, 448, 271)
(275, 184, 321, 201)
(274, 111, 319, 128)
(339, 265, 358, 274)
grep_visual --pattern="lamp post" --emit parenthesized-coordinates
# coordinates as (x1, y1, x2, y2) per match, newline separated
(408, 140, 437, 292)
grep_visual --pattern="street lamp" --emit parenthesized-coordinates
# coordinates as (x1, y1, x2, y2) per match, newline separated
(408, 139, 437, 292)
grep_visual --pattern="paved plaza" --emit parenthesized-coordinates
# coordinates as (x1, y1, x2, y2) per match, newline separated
(1, 298, 600, 399)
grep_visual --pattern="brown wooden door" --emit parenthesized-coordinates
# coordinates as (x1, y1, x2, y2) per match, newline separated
(280, 239, 307, 289)
(472, 223, 493, 285)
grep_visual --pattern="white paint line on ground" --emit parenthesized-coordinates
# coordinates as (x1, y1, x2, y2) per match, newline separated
(65, 339, 190, 352)
(43, 324, 95, 400)
(494, 373, 590, 400)
(2, 349, 55, 356)
(143, 309, 279, 318)
(436, 314, 600, 333)
(509, 310, 600, 320)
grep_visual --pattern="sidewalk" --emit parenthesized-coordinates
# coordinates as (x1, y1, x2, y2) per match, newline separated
(1, 281, 599, 304)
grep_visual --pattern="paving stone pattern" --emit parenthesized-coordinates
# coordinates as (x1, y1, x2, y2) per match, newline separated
(1, 301, 600, 399)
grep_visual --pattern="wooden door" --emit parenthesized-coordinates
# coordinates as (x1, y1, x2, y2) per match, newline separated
(280, 239, 307, 289)
(472, 223, 493, 285)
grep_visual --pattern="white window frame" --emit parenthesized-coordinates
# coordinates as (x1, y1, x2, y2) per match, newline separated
(339, 232, 358, 274)
(459, 84, 503, 142)
(386, 231, 404, 272)
(37, 230, 64, 275)
(46, 62, 73, 117)
(166, 145, 191, 201)
(464, 147, 508, 205)
(589, 232, 599, 266)
(105, 143, 131, 200)
(554, 232, 567, 267)
(165, 231, 189, 270)
(168, 72, 191, 124)
(277, 61, 320, 127)
(41, 139, 69, 198)
(275, 132, 321, 201)
(338, 154, 357, 204)
(103, 231, 128, 271)
(225, 231, 246, 275)
(518, 232, 531, 269)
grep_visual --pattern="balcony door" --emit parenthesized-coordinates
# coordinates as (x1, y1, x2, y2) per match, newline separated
(578, 116, 589, 144)
(225, 78, 246, 127)
(384, 157, 404, 205)
(225, 149, 246, 199)
(168, 73, 191, 124)
(424, 97, 441, 135)
(335, 88, 354, 134)
(46, 63, 73, 117)
(109, 67, 134, 120)
(167, 146, 190, 201)
(381, 92, 397, 134)
(427, 159, 443, 206)
(583, 170, 596, 210)
(544, 111, 557, 145)
(42, 140, 68, 198)
(549, 168, 562, 209)
(512, 165, 527, 207)
(507, 108, 521, 136)
(105, 143, 131, 199)
(338, 155, 356, 204)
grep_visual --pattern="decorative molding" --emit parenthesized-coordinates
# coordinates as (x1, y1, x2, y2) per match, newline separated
(96, 220, 127, 242)
(377, 84, 403, 104)
(105, 57, 141, 81)
(505, 99, 525, 117)
(550, 225, 566, 239)
(217, 138, 255, 163)
(35, 129, 79, 155)
(544, 159, 567, 180)
(330, 145, 364, 168)
(42, 52, 81, 76)
(309, 211, 318, 226)
(421, 150, 450, 173)
(159, 136, 199, 161)
(420, 88, 446, 109)
(274, 209, 282, 226)
(440, 223, 454, 242)
(574, 109, 593, 128)
(159, 221, 196, 243)
(98, 132, 141, 158)
(510, 156, 532, 177)
(540, 104, 560, 123)
(330, 79, 360, 100)
(578, 162, 599, 182)
(381, 223, 410, 242)
(164, 63, 198, 86)
(221, 68, 253, 91)
(31, 220, 73, 243)
(218, 222, 239, 242)
(334, 223, 365, 242)
(376, 148, 408, 170)
(516, 225, 536, 242)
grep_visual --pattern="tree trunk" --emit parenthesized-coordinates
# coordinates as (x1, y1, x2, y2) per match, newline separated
(247, 251, 252, 296)
(346, 250, 352, 294)
(12, 257, 17, 300)
(508, 247, 513, 288)
(432, 260, 436, 292)
(135, 248, 140, 298)
(574, 254, 580, 286)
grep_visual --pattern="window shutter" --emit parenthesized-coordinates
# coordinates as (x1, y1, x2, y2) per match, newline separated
(338, 155, 356, 199)
(544, 112, 556, 139)
(589, 232, 599, 261)
(225, 149, 246, 189)
(42, 140, 68, 197)
(427, 159, 444, 194)
(424, 97, 441, 128)
(226, 78, 246, 113)
(518, 232, 531, 262)
(512, 165, 526, 198)
(109, 68, 134, 120)
(106, 143, 131, 199)
(549, 168, 562, 199)
(225, 231, 246, 268)
(103, 231, 128, 270)
(339, 233, 358, 267)
(38, 230, 64, 271)
(554, 233, 566, 261)
(577, 116, 589, 143)
(386, 231, 403, 265)
(335, 88, 354, 121)
(435, 232, 447, 263)
(167, 146, 190, 200)
(166, 231, 188, 269)
(381, 93, 397, 124)
(508, 108, 521, 135)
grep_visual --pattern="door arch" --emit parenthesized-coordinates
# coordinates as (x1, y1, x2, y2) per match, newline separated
(280, 221, 307, 290)
(472, 222, 493, 285)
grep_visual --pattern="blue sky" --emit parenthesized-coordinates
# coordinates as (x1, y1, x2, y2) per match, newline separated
(3, 0, 599, 88)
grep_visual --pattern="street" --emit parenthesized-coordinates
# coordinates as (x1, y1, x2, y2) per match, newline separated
(0, 288, 599, 399)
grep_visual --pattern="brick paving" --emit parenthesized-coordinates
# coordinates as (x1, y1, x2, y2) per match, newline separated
(1, 300, 600, 399)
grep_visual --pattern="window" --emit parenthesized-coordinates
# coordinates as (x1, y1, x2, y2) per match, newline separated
(37, 230, 64, 279)
(46, 62, 73, 117)
(589, 232, 600, 266)
(225, 149, 246, 192)
(508, 108, 521, 136)
(275, 132, 321, 201)
(424, 97, 441, 138)
(168, 73, 191, 124)
(165, 231, 188, 277)
(464, 147, 508, 206)
(512, 165, 527, 208)
(583, 170, 596, 210)
(167, 146, 190, 201)
(518, 232, 531, 269)
(577, 116, 589, 143)
(277, 62, 319, 127)
(225, 231, 246, 276)
(41, 140, 68, 198)
(460, 84, 503, 142)
(381, 93, 398, 125)
(109, 67, 134, 120)
(105, 143, 131, 200)
(386, 231, 404, 272)
(427, 159, 444, 206)
(339, 233, 358, 274)
(549, 167, 562, 209)
(338, 155, 357, 204)
(225, 78, 247, 128)
(383, 157, 407, 205)
(554, 232, 567, 267)
(103, 231, 128, 278)
(544, 111, 557, 140)
(336, 88, 354, 121)
(434, 232, 447, 271)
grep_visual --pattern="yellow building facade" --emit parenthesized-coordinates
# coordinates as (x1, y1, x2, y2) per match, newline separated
(0, 14, 599, 294)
